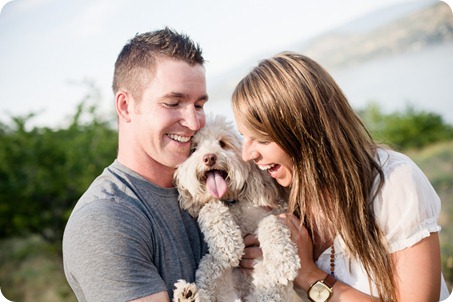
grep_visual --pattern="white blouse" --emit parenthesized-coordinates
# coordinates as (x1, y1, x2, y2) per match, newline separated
(315, 148, 450, 300)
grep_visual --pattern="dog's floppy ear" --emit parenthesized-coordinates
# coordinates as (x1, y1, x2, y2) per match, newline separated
(240, 161, 282, 208)
(178, 188, 202, 218)
(174, 172, 203, 218)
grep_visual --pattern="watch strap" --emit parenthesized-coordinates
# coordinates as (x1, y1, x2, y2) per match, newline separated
(323, 273, 337, 289)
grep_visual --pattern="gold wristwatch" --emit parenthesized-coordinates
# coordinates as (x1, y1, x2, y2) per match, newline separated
(307, 274, 337, 302)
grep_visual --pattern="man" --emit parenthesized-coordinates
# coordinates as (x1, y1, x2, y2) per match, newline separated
(63, 27, 209, 302)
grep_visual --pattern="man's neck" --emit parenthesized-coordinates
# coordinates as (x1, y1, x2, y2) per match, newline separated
(117, 155, 175, 188)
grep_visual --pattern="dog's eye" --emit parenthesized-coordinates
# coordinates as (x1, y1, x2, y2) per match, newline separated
(190, 145, 197, 155)
(219, 140, 226, 149)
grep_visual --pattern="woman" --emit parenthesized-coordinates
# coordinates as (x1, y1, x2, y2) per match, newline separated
(232, 52, 449, 301)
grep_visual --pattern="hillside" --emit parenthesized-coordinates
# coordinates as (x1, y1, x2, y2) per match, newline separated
(299, 1, 453, 70)
(207, 0, 453, 121)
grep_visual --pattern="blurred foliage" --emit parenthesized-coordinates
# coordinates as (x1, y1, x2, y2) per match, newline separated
(358, 102, 453, 150)
(0, 235, 77, 302)
(359, 103, 453, 289)
(406, 141, 453, 288)
(0, 97, 452, 298)
(0, 87, 117, 248)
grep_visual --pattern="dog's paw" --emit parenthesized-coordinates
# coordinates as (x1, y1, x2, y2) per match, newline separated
(173, 280, 199, 302)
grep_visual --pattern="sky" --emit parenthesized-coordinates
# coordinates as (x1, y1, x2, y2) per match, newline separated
(0, 0, 452, 128)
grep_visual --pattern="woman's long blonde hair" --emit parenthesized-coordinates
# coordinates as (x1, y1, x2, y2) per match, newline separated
(232, 52, 396, 301)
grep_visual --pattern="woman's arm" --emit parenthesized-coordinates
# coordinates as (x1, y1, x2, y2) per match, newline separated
(392, 233, 441, 301)
(283, 214, 378, 301)
(283, 214, 442, 302)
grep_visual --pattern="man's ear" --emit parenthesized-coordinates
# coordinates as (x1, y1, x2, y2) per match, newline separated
(115, 90, 132, 122)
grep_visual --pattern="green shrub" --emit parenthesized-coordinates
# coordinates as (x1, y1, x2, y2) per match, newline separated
(0, 100, 117, 246)
(359, 102, 453, 150)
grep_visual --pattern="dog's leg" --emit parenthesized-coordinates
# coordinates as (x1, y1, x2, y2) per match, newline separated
(174, 253, 237, 302)
(252, 214, 300, 302)
(197, 200, 244, 268)
(194, 253, 231, 301)
(213, 267, 242, 301)
(192, 201, 244, 301)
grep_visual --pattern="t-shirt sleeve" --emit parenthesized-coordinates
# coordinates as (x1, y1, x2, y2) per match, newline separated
(373, 153, 442, 253)
(63, 199, 167, 302)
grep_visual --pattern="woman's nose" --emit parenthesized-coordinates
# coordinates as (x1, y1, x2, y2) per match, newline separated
(242, 140, 258, 162)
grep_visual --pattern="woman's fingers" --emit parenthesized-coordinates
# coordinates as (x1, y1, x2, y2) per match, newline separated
(243, 233, 259, 247)
(240, 234, 262, 270)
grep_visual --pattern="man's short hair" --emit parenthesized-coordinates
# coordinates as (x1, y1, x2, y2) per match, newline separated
(112, 27, 205, 101)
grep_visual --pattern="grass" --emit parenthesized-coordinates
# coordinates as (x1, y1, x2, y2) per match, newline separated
(0, 235, 76, 302)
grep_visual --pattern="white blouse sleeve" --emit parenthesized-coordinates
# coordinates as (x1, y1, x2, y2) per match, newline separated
(373, 150, 442, 253)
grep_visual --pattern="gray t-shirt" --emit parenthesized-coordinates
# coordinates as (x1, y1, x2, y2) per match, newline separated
(63, 160, 206, 301)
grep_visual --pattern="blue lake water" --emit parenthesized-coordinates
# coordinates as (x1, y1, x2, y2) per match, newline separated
(207, 42, 453, 126)
(331, 42, 453, 123)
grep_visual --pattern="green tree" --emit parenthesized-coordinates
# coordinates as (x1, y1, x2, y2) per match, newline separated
(0, 93, 117, 247)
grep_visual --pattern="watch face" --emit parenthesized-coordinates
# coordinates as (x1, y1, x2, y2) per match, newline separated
(308, 282, 332, 302)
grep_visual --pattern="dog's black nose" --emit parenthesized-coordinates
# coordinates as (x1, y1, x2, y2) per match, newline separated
(203, 153, 217, 166)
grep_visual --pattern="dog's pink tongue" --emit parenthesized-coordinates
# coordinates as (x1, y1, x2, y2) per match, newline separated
(206, 170, 227, 199)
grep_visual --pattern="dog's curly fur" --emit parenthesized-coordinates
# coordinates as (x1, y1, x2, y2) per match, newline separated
(173, 115, 301, 302)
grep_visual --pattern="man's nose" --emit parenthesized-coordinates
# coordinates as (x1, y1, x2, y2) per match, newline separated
(181, 107, 202, 130)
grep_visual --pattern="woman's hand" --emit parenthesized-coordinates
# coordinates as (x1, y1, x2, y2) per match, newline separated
(239, 234, 262, 273)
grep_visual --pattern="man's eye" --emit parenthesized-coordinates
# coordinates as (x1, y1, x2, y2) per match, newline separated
(195, 100, 207, 110)
(164, 102, 179, 108)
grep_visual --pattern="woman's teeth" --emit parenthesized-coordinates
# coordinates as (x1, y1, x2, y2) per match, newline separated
(168, 134, 191, 143)
(259, 164, 275, 171)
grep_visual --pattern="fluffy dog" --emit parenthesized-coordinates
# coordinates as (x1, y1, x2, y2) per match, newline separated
(173, 114, 300, 302)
